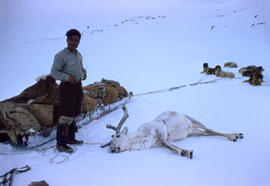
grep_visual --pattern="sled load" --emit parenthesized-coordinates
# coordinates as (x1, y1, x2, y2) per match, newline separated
(0, 75, 129, 145)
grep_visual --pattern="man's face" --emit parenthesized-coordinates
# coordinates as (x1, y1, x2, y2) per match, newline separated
(67, 35, 80, 51)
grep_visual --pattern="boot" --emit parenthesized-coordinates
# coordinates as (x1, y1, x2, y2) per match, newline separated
(56, 144, 73, 153)
(56, 125, 74, 153)
(67, 122, 83, 145)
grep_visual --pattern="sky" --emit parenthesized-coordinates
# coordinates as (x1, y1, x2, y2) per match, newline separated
(0, 0, 270, 186)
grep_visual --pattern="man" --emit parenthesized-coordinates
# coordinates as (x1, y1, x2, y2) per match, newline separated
(51, 29, 87, 153)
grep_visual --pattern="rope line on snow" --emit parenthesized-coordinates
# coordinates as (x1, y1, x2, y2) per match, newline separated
(134, 76, 243, 97)
(134, 78, 220, 96)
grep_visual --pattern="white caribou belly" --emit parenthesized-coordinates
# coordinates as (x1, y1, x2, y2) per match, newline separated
(137, 111, 194, 142)
(154, 111, 194, 141)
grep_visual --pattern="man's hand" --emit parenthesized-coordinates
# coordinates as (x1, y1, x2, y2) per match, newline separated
(69, 75, 78, 84)
(82, 68, 87, 80)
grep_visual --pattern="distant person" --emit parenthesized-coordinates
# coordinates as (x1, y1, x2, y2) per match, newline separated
(51, 29, 87, 153)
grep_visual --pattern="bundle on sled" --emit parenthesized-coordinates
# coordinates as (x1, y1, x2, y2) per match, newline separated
(0, 75, 129, 145)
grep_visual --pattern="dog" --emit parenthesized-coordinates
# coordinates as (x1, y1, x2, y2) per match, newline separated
(215, 65, 235, 78)
(243, 72, 263, 86)
(224, 62, 238, 68)
(239, 66, 264, 77)
(201, 63, 215, 75)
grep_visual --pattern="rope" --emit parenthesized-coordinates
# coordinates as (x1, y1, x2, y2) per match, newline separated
(0, 165, 30, 186)
(134, 76, 243, 97)
(38, 142, 103, 164)
(26, 138, 56, 150)
(134, 78, 221, 97)
(39, 142, 103, 164)
(84, 142, 104, 146)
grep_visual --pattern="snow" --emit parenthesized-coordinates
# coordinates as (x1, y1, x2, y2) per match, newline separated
(1, 0, 270, 185)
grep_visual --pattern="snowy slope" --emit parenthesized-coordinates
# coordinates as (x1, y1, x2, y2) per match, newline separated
(1, 0, 270, 186)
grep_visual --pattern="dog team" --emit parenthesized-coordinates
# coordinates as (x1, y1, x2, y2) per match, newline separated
(201, 62, 264, 86)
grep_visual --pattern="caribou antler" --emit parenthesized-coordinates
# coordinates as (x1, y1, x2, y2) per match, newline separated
(106, 106, 129, 134)
(101, 106, 129, 148)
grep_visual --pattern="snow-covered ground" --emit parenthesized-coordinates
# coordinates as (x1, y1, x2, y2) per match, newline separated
(1, 0, 270, 185)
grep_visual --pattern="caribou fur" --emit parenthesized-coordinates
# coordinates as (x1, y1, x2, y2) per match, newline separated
(105, 108, 243, 159)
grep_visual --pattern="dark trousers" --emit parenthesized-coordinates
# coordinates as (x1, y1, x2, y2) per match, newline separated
(57, 81, 83, 146)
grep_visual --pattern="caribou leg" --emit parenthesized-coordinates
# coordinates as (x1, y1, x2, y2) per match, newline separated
(185, 116, 244, 142)
(162, 140, 193, 159)
(192, 127, 243, 142)
(185, 114, 243, 142)
(188, 129, 213, 137)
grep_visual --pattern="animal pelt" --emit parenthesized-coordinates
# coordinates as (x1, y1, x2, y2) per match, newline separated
(215, 65, 235, 78)
(83, 83, 119, 105)
(36, 74, 51, 82)
(33, 86, 59, 105)
(83, 83, 106, 99)
(116, 86, 128, 99)
(201, 63, 215, 75)
(2, 75, 57, 103)
(239, 65, 264, 77)
(243, 72, 263, 86)
(81, 95, 98, 113)
(224, 62, 238, 68)
(102, 85, 119, 105)
(101, 78, 120, 87)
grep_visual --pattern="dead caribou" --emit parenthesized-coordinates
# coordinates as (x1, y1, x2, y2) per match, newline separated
(102, 107, 243, 159)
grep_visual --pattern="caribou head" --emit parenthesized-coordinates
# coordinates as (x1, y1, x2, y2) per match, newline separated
(110, 126, 130, 152)
(101, 106, 130, 153)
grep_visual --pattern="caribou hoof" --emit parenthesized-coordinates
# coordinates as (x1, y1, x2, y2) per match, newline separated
(188, 150, 193, 159)
(239, 133, 244, 139)
(231, 133, 244, 142)
(181, 150, 193, 159)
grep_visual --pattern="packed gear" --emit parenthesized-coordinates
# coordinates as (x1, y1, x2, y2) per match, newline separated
(0, 76, 128, 146)
(0, 102, 41, 145)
